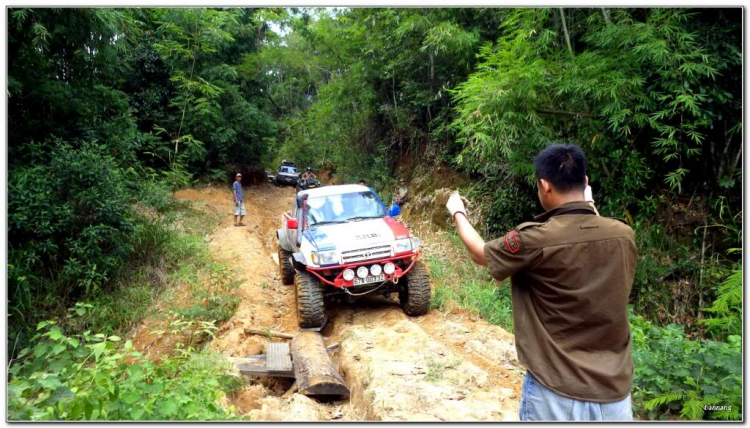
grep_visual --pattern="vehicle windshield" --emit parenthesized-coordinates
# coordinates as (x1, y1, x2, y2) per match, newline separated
(281, 167, 297, 174)
(305, 191, 386, 226)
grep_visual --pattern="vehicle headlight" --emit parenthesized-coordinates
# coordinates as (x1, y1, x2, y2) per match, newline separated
(311, 250, 338, 265)
(411, 237, 421, 251)
(356, 266, 369, 278)
(342, 269, 355, 281)
(383, 263, 396, 275)
(370, 264, 382, 276)
(394, 238, 412, 253)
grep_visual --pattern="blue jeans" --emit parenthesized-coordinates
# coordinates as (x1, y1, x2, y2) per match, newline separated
(519, 372, 633, 421)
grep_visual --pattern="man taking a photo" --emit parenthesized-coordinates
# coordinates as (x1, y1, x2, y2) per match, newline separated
(446, 144, 637, 421)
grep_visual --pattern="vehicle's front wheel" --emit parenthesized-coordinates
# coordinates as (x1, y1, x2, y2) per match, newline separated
(278, 247, 295, 285)
(398, 261, 431, 316)
(295, 270, 326, 328)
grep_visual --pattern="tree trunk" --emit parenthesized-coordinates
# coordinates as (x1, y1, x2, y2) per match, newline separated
(291, 332, 349, 396)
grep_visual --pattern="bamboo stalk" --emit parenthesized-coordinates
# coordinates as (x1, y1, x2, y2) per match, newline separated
(559, 8, 574, 58)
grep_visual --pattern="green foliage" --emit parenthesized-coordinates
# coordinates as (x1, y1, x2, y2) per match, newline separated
(451, 8, 740, 221)
(699, 262, 742, 339)
(257, 8, 505, 182)
(9, 143, 136, 303)
(630, 310, 742, 420)
(8, 321, 242, 421)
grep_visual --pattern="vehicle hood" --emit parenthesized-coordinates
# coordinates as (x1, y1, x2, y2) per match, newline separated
(303, 217, 410, 251)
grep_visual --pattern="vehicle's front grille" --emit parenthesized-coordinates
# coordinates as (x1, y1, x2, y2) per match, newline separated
(341, 245, 392, 264)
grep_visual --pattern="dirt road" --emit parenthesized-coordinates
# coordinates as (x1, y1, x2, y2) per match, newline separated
(175, 184, 523, 421)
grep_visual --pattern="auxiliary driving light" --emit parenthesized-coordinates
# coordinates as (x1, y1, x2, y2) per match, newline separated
(357, 266, 369, 278)
(370, 264, 383, 276)
(342, 269, 355, 281)
(383, 262, 396, 275)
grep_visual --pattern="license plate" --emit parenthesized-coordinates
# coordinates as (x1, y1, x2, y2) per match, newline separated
(308, 184, 317, 188)
(353, 274, 384, 286)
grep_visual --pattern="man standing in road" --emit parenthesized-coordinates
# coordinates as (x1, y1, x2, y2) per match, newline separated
(233, 173, 246, 227)
(446, 144, 637, 421)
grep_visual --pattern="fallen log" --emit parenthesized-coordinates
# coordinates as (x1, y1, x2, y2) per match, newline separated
(244, 328, 295, 339)
(291, 332, 350, 397)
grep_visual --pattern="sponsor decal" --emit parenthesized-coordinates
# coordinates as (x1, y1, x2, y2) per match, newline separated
(355, 233, 380, 240)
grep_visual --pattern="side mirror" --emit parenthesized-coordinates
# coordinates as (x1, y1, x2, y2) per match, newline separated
(287, 217, 298, 229)
(388, 204, 401, 217)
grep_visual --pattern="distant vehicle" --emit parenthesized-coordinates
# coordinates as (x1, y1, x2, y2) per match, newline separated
(277, 184, 430, 328)
(296, 177, 320, 193)
(275, 165, 299, 186)
(280, 159, 296, 168)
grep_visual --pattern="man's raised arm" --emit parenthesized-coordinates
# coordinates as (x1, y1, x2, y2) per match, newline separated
(446, 192, 487, 267)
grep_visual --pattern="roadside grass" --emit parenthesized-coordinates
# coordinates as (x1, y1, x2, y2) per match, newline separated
(425, 231, 514, 333)
(8, 195, 247, 421)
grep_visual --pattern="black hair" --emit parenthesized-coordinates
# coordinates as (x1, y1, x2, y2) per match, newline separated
(533, 144, 587, 193)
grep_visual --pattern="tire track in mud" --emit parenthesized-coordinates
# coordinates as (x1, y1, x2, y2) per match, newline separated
(176, 184, 523, 421)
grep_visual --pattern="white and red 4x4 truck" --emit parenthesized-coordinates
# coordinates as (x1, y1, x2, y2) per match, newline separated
(277, 184, 431, 328)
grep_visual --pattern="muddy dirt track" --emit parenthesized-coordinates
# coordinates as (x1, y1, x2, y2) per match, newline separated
(175, 184, 524, 421)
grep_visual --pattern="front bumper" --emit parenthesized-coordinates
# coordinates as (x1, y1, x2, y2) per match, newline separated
(276, 175, 297, 184)
(306, 251, 419, 288)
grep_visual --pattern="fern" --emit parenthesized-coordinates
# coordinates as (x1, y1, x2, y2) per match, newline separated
(703, 268, 742, 314)
(644, 392, 683, 410)
(700, 264, 742, 337)
(680, 398, 704, 420)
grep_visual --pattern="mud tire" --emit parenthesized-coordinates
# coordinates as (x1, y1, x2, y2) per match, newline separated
(278, 247, 295, 285)
(398, 261, 431, 316)
(295, 270, 326, 328)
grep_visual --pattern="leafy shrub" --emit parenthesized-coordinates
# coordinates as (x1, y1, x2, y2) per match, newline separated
(629, 222, 705, 325)
(630, 310, 742, 420)
(475, 183, 539, 237)
(137, 180, 174, 212)
(8, 142, 141, 350)
(9, 142, 136, 295)
(699, 262, 742, 339)
(8, 320, 243, 421)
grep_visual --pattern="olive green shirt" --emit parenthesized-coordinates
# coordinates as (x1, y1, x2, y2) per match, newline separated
(484, 201, 637, 402)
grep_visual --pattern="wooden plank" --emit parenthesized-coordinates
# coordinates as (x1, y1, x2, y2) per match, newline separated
(267, 342, 293, 372)
(291, 332, 350, 397)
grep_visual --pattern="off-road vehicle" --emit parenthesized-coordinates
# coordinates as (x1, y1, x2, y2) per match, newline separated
(275, 164, 299, 186)
(276, 184, 430, 328)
